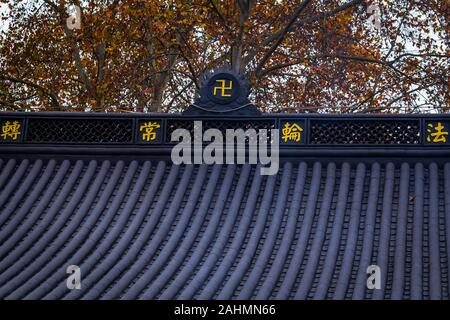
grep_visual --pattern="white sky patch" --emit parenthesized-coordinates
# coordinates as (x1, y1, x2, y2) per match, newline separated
(0, 2, 11, 33)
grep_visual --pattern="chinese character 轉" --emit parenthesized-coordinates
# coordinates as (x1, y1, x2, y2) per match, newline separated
(1, 121, 21, 141)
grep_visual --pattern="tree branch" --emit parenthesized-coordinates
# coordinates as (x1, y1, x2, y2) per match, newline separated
(244, 0, 363, 69)
(44, 0, 97, 102)
(385, 82, 440, 108)
(208, 0, 232, 33)
(0, 74, 60, 108)
(332, 53, 411, 79)
(253, 0, 312, 76)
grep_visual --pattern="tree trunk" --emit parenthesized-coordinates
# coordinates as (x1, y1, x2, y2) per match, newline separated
(149, 87, 163, 112)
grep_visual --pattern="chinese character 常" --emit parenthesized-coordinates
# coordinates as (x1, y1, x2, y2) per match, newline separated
(282, 122, 303, 143)
(140, 122, 160, 142)
(1, 121, 21, 141)
(427, 122, 448, 143)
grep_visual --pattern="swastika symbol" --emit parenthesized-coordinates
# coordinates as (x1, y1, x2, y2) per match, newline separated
(213, 79, 233, 97)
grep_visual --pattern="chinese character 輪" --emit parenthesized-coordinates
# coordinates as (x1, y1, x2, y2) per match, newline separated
(1, 121, 21, 141)
(140, 121, 160, 142)
(282, 122, 303, 143)
(427, 122, 448, 143)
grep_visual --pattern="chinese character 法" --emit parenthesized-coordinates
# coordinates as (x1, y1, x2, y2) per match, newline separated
(427, 122, 448, 143)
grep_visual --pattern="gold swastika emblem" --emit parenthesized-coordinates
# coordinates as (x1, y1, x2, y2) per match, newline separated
(213, 79, 233, 97)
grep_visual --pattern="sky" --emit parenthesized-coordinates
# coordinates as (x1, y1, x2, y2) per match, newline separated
(0, 3, 10, 32)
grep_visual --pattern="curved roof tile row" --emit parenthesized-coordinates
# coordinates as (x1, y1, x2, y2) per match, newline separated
(0, 158, 449, 299)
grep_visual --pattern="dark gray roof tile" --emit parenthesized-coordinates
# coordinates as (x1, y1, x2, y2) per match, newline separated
(0, 159, 449, 300)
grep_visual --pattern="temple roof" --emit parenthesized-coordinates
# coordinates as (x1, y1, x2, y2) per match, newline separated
(1, 112, 449, 300)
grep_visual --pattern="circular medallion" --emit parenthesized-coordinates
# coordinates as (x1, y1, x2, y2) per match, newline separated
(206, 73, 240, 105)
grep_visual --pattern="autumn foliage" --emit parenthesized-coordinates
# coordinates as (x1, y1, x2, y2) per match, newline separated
(0, 0, 448, 113)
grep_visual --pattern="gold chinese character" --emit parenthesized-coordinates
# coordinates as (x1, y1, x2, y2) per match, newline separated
(1, 121, 21, 140)
(213, 79, 232, 97)
(427, 122, 448, 143)
(140, 121, 160, 142)
(282, 122, 303, 142)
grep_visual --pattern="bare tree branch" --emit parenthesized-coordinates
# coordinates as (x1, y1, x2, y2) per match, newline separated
(0, 74, 60, 108)
(245, 0, 363, 73)
(254, 0, 312, 76)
